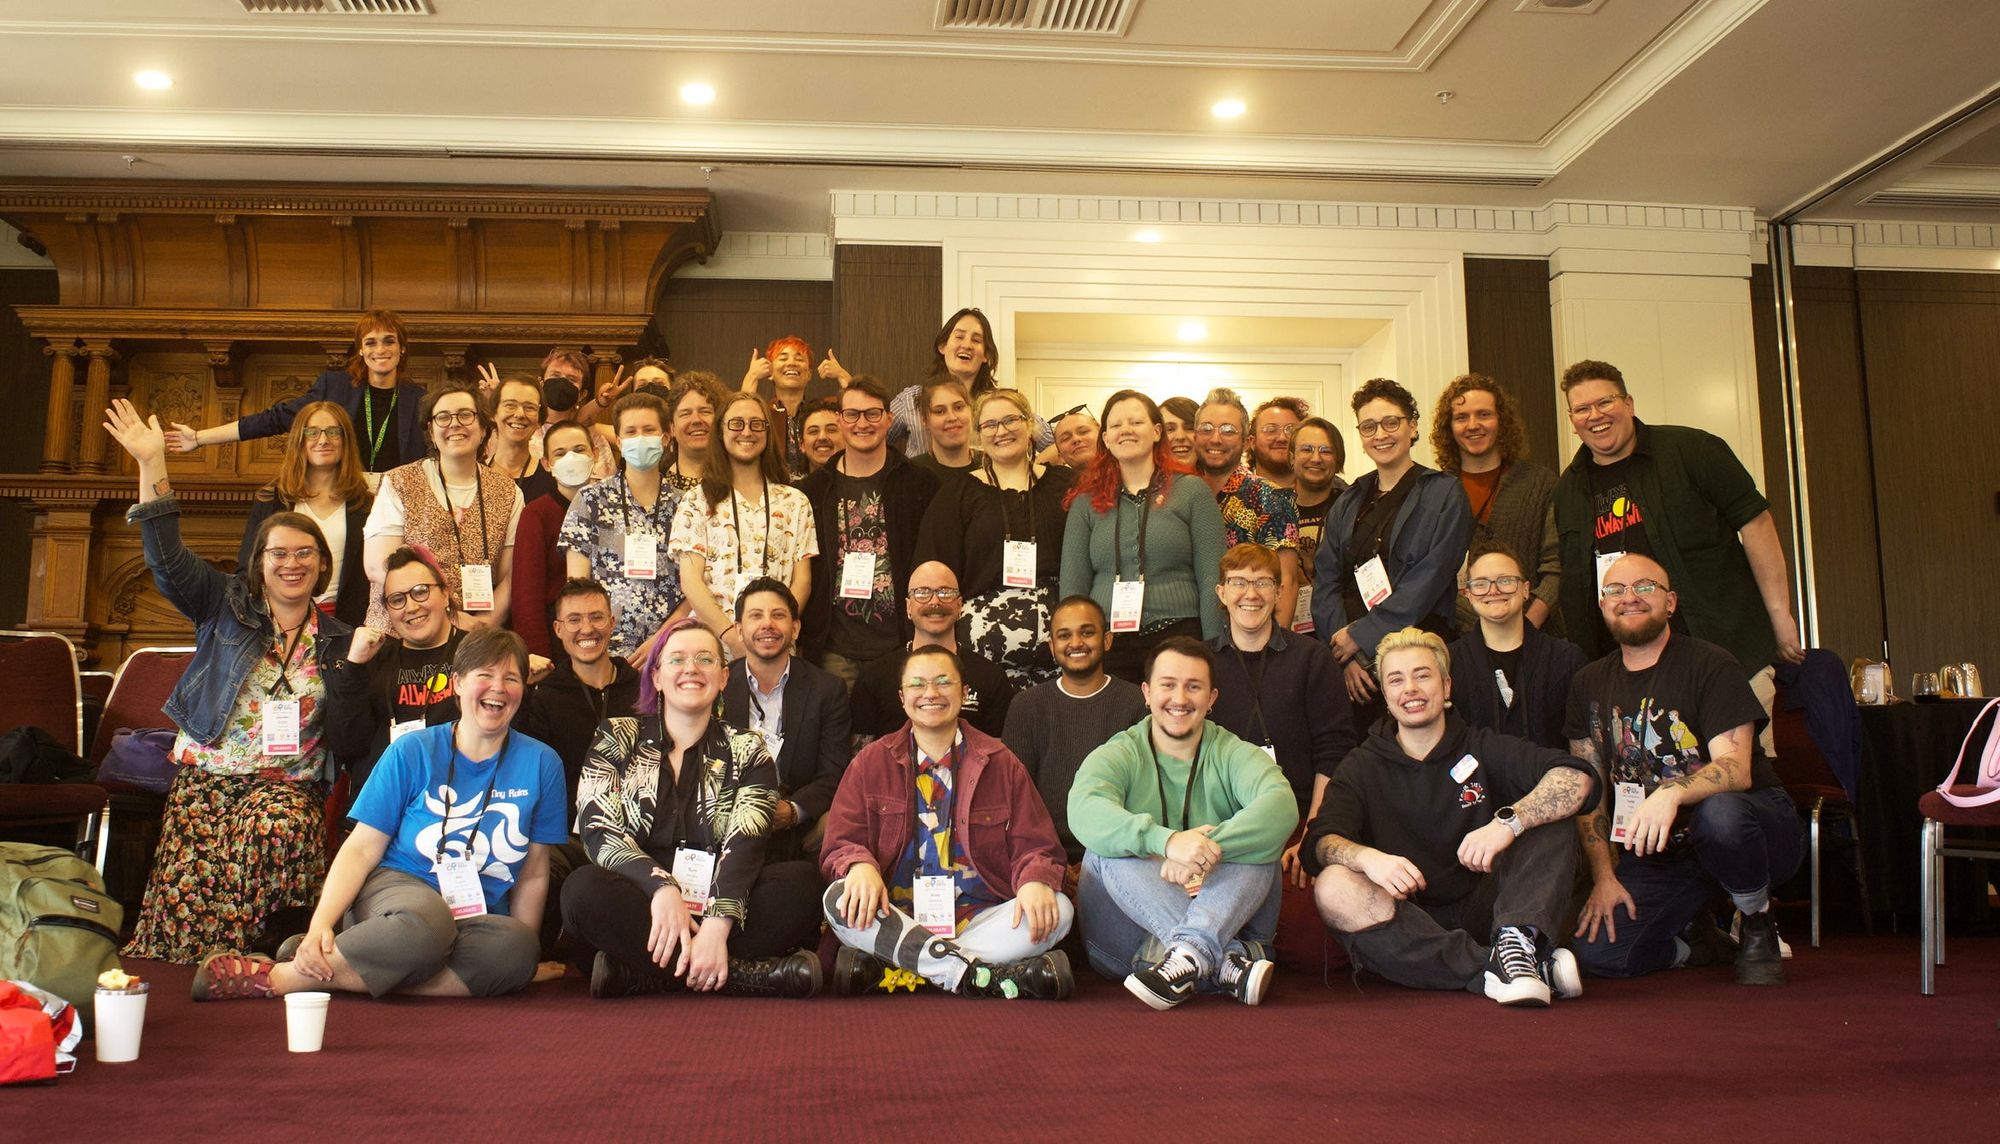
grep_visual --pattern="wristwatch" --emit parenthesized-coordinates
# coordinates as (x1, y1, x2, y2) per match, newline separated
(1495, 806, 1524, 837)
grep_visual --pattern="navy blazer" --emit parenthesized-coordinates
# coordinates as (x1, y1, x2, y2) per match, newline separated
(1311, 465, 1474, 656)
(238, 368, 428, 469)
(719, 654, 853, 831)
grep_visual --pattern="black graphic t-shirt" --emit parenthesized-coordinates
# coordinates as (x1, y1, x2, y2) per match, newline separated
(827, 470, 900, 662)
(1585, 456, 1652, 560)
(391, 631, 463, 728)
(1295, 493, 1330, 584)
(1486, 642, 1525, 737)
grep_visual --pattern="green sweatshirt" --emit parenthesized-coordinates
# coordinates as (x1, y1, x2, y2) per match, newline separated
(1068, 717, 1299, 865)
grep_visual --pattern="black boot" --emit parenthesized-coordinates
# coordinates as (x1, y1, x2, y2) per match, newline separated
(956, 949, 1074, 1001)
(833, 946, 928, 995)
(589, 951, 682, 999)
(1735, 909, 1785, 986)
(721, 950, 823, 998)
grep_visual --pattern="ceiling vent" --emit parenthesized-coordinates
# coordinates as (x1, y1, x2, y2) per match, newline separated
(935, 0, 1138, 36)
(238, 1, 435, 14)
(1515, 0, 1605, 12)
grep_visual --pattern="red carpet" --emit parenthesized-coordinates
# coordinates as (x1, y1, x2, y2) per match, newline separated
(22, 931, 1995, 1141)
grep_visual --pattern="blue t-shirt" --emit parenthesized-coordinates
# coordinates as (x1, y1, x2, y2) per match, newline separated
(350, 723, 569, 916)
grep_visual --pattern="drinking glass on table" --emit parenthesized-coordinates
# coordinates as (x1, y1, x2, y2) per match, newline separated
(1912, 672, 1941, 700)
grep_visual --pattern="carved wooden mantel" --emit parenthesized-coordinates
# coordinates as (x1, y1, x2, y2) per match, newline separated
(0, 178, 718, 661)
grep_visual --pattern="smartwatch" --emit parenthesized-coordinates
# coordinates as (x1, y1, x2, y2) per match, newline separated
(1495, 806, 1524, 837)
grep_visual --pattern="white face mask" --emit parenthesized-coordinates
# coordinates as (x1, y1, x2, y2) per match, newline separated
(550, 450, 594, 488)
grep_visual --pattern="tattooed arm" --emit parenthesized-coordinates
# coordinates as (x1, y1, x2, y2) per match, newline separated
(1513, 765, 1593, 829)
(1627, 723, 1754, 857)
(1315, 832, 1426, 900)
(1570, 737, 1638, 941)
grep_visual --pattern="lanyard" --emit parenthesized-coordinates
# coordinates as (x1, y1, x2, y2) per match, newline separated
(438, 461, 492, 565)
(983, 458, 1039, 543)
(265, 611, 311, 697)
(1149, 726, 1203, 832)
(658, 714, 736, 855)
(434, 727, 504, 863)
(618, 474, 668, 538)
(1113, 474, 1156, 581)
(727, 474, 773, 584)
(1231, 642, 1274, 746)
(362, 386, 397, 469)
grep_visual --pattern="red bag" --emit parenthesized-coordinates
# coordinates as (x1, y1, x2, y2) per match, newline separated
(0, 980, 79, 1085)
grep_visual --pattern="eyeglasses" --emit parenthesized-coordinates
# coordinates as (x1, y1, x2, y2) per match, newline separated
(301, 427, 344, 443)
(1294, 443, 1338, 458)
(909, 587, 962, 603)
(1466, 575, 1526, 595)
(497, 399, 542, 416)
(1196, 423, 1243, 438)
(663, 653, 720, 669)
(1255, 424, 1295, 439)
(1223, 576, 1277, 592)
(1600, 580, 1666, 600)
(384, 582, 439, 611)
(556, 611, 611, 628)
(838, 407, 887, 425)
(1568, 396, 1626, 419)
(902, 675, 961, 693)
(1356, 416, 1408, 437)
(264, 547, 319, 566)
(977, 414, 1029, 434)
(431, 409, 479, 428)
(724, 417, 769, 434)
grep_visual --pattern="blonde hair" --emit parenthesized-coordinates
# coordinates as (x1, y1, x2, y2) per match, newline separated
(973, 387, 1034, 424)
(1372, 627, 1450, 681)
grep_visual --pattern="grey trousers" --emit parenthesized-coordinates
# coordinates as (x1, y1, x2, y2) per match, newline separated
(334, 868, 539, 998)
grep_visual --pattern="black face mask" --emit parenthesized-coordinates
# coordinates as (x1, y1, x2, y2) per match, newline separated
(541, 375, 579, 413)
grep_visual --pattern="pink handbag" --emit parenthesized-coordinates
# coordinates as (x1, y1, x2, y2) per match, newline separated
(1935, 698, 2000, 807)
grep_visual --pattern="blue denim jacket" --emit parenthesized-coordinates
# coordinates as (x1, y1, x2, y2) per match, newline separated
(127, 495, 354, 746)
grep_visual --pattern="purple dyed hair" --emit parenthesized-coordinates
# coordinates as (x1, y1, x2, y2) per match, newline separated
(633, 616, 726, 715)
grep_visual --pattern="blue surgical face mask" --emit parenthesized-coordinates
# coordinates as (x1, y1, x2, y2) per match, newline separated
(620, 435, 665, 471)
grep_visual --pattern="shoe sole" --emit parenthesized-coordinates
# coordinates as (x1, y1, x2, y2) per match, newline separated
(1234, 959, 1274, 1006)
(1044, 950, 1075, 1001)
(792, 952, 825, 999)
(1547, 949, 1583, 1000)
(833, 947, 864, 997)
(1123, 972, 1189, 1011)
(1484, 972, 1552, 1007)
(1735, 961, 1786, 986)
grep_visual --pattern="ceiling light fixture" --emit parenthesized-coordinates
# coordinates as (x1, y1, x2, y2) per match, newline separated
(680, 82, 716, 105)
(1211, 98, 1246, 120)
(1133, 229, 1162, 243)
(133, 70, 173, 91)
(1177, 321, 1207, 342)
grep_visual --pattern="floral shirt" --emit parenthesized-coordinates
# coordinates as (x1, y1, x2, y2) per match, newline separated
(559, 476, 685, 657)
(1216, 467, 1301, 552)
(666, 482, 819, 613)
(170, 613, 328, 783)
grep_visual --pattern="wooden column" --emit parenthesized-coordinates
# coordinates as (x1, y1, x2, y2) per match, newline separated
(39, 343, 78, 473)
(74, 340, 117, 473)
(589, 349, 623, 399)
(205, 342, 244, 477)
(24, 498, 95, 642)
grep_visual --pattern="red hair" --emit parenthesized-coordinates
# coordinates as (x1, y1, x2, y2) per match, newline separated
(765, 336, 812, 364)
(1063, 389, 1191, 513)
(344, 309, 408, 387)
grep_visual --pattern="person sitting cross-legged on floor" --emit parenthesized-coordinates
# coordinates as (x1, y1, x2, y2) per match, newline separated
(1304, 627, 1598, 1007)
(1070, 635, 1298, 1010)
(820, 645, 1075, 1000)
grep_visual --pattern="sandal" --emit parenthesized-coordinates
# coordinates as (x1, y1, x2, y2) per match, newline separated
(191, 950, 278, 1002)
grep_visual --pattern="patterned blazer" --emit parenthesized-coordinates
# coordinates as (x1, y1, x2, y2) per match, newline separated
(576, 715, 778, 923)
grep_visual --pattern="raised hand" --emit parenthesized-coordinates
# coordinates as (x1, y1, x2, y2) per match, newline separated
(818, 349, 851, 383)
(476, 362, 502, 393)
(742, 348, 772, 391)
(165, 423, 202, 453)
(104, 398, 167, 467)
(346, 625, 388, 664)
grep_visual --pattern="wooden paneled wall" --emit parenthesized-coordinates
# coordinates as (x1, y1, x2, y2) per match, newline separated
(832, 245, 943, 393)
(1463, 256, 1560, 467)
(656, 278, 833, 382)
(0, 267, 59, 627)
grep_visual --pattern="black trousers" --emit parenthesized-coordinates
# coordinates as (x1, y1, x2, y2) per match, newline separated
(1103, 617, 1203, 684)
(560, 860, 825, 977)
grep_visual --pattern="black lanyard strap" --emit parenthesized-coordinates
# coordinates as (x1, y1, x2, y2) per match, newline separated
(1113, 473, 1157, 581)
(909, 729, 963, 870)
(1232, 642, 1274, 745)
(265, 611, 312, 697)
(984, 458, 1039, 544)
(1149, 726, 1203, 832)
(726, 473, 773, 583)
(439, 461, 493, 566)
(434, 725, 505, 863)
(619, 474, 668, 538)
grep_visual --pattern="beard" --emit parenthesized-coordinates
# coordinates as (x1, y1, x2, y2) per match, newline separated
(1198, 453, 1239, 478)
(1609, 610, 1670, 647)
(1252, 448, 1292, 478)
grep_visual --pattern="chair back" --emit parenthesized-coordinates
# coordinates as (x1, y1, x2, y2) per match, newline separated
(0, 631, 83, 755)
(1770, 696, 1843, 795)
(88, 647, 195, 767)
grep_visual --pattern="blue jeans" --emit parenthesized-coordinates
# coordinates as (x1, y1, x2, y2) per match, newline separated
(1077, 852, 1280, 980)
(1573, 786, 1806, 978)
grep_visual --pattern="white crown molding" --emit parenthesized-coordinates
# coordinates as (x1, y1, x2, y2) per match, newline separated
(1014, 342, 1355, 366)
(1774, 219, 2000, 271)
(1862, 163, 2000, 210)
(677, 231, 832, 281)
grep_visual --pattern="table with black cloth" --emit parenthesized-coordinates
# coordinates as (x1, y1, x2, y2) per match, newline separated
(1854, 698, 1995, 929)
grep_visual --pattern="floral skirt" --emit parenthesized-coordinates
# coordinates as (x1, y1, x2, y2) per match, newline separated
(122, 765, 328, 964)
(964, 582, 1058, 690)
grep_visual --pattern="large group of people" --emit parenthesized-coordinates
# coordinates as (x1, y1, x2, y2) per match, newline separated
(108, 304, 1812, 1010)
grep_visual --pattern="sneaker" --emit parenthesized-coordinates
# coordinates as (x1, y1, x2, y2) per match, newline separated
(191, 950, 278, 1002)
(833, 946, 926, 996)
(957, 950, 1074, 1001)
(1483, 927, 1552, 1007)
(1541, 947, 1583, 1000)
(1216, 949, 1274, 1006)
(588, 951, 678, 999)
(1735, 909, 1786, 986)
(1124, 944, 1203, 1011)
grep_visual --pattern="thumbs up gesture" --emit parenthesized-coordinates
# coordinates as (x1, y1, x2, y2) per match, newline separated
(743, 348, 772, 391)
(818, 349, 851, 384)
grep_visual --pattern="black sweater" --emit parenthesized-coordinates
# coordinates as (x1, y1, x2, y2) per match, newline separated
(912, 464, 1076, 597)
(795, 450, 938, 660)
(1207, 627, 1357, 812)
(1448, 624, 1588, 750)
(515, 657, 642, 811)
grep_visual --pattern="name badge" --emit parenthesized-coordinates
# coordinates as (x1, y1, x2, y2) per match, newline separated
(623, 534, 658, 580)
(1595, 550, 1626, 597)
(840, 551, 877, 599)
(389, 717, 423, 743)
(434, 855, 487, 919)
(1291, 583, 1315, 633)
(914, 874, 956, 935)
(1354, 555, 1392, 610)
(1256, 743, 1279, 767)
(1449, 754, 1479, 784)
(1610, 781, 1644, 845)
(1002, 540, 1038, 589)
(672, 848, 716, 916)
(261, 698, 301, 756)
(460, 563, 495, 612)
(1109, 579, 1145, 633)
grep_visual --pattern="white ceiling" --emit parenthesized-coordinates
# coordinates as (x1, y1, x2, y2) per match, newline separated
(1017, 313, 1389, 351)
(1, 1, 1998, 233)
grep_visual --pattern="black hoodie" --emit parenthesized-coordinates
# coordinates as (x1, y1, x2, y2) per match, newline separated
(1303, 714, 1597, 906)
(515, 656, 642, 811)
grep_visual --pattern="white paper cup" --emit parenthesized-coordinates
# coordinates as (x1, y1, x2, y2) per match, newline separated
(94, 988, 149, 1063)
(284, 991, 331, 1053)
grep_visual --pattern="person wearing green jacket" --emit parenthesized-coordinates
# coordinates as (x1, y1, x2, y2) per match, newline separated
(1070, 636, 1299, 1011)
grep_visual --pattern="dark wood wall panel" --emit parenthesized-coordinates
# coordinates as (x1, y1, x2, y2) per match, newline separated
(0, 266, 60, 626)
(1855, 270, 2000, 677)
(1463, 256, 1559, 466)
(833, 245, 943, 394)
(655, 277, 833, 381)
(1749, 269, 1795, 572)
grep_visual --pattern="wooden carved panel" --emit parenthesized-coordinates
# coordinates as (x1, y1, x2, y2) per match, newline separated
(363, 219, 455, 311)
(125, 351, 219, 479)
(247, 216, 345, 309)
(134, 216, 232, 308)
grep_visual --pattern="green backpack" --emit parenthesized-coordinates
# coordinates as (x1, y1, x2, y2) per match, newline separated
(0, 843, 122, 1010)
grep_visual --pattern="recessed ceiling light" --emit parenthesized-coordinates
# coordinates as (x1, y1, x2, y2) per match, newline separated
(1211, 98, 1246, 120)
(133, 71, 173, 91)
(680, 82, 716, 105)
(1134, 229, 1162, 243)
(1178, 321, 1207, 342)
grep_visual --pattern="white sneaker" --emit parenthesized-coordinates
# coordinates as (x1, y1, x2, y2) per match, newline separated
(1483, 926, 1551, 1007)
(1216, 949, 1274, 1006)
(1541, 948, 1583, 1000)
